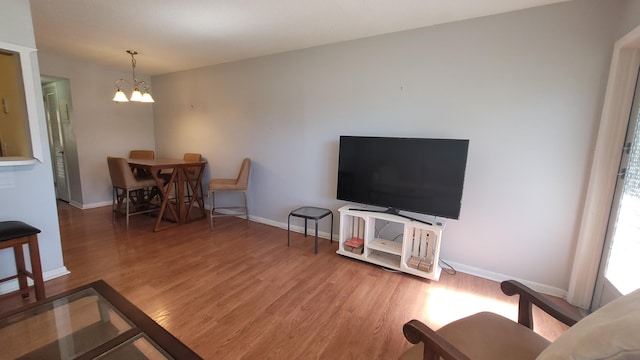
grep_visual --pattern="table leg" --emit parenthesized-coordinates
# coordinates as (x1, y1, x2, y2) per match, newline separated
(287, 214, 291, 247)
(304, 218, 308, 237)
(27, 235, 45, 300)
(314, 219, 319, 254)
(14, 244, 28, 298)
(176, 167, 186, 222)
(185, 163, 207, 220)
(151, 169, 179, 231)
(330, 212, 334, 243)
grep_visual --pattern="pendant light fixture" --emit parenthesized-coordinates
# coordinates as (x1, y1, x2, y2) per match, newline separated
(113, 50, 155, 103)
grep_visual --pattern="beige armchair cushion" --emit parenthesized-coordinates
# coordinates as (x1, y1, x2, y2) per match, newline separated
(401, 312, 550, 360)
(536, 288, 640, 360)
(440, 312, 550, 359)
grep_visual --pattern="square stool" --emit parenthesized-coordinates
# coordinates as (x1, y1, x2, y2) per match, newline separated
(287, 207, 333, 254)
(0, 221, 45, 301)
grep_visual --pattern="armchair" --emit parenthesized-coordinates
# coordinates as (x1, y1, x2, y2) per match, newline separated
(402, 280, 640, 360)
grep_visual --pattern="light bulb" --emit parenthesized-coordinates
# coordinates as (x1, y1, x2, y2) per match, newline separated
(130, 89, 143, 102)
(113, 90, 129, 102)
(140, 92, 155, 103)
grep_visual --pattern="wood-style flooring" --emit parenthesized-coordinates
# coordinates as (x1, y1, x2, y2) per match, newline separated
(0, 202, 578, 359)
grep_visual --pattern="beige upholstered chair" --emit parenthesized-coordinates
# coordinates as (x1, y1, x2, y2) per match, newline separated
(107, 156, 159, 228)
(183, 153, 202, 180)
(401, 280, 640, 360)
(129, 150, 155, 177)
(209, 158, 251, 228)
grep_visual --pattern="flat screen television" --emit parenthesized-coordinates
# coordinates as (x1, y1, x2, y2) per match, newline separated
(336, 136, 469, 220)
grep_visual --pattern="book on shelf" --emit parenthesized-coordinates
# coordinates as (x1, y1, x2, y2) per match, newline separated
(344, 237, 364, 248)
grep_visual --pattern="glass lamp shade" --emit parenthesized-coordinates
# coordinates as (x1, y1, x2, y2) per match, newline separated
(140, 92, 155, 103)
(113, 90, 129, 102)
(130, 89, 143, 102)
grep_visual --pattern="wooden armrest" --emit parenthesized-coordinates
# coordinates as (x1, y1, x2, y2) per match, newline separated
(403, 320, 471, 360)
(501, 280, 581, 329)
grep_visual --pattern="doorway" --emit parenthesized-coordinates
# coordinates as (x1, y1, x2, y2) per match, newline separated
(592, 67, 640, 309)
(42, 79, 77, 204)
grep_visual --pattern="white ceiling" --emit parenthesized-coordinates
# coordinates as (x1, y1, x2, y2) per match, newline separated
(29, 0, 571, 76)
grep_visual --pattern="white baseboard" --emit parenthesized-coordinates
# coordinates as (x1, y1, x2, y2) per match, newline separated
(442, 260, 567, 298)
(246, 213, 336, 241)
(0, 266, 70, 295)
(81, 201, 112, 209)
(68, 200, 84, 209)
(64, 204, 568, 298)
(247, 209, 567, 298)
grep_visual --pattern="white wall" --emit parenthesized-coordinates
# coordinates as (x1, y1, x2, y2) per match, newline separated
(618, 0, 640, 36)
(38, 52, 156, 207)
(0, 0, 67, 288)
(150, 0, 622, 293)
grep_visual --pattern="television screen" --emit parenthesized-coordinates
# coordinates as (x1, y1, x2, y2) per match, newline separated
(336, 136, 469, 219)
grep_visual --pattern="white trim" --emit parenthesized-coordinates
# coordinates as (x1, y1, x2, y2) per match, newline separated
(0, 41, 44, 163)
(0, 266, 69, 295)
(444, 261, 567, 298)
(80, 200, 112, 209)
(568, 25, 640, 309)
(68, 200, 84, 209)
(0, 157, 38, 166)
(44, 266, 71, 280)
(244, 213, 566, 296)
(256, 213, 335, 241)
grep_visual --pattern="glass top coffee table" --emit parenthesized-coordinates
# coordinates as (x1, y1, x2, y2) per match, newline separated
(0, 280, 201, 359)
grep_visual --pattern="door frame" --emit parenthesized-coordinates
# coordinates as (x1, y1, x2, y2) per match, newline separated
(567, 25, 640, 309)
(591, 67, 640, 309)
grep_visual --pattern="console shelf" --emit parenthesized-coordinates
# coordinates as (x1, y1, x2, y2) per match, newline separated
(336, 205, 445, 280)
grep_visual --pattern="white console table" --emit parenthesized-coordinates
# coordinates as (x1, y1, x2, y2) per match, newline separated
(336, 205, 446, 280)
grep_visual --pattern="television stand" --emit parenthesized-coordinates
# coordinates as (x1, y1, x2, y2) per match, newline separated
(347, 207, 433, 226)
(338, 205, 446, 280)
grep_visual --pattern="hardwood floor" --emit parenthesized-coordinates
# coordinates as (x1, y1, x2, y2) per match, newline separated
(1, 202, 578, 359)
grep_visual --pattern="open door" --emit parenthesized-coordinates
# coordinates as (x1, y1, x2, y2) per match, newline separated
(592, 67, 640, 309)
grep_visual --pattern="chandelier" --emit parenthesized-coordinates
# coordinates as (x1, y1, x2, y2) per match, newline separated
(112, 50, 155, 103)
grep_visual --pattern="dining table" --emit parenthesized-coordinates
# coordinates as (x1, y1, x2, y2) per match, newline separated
(127, 157, 207, 231)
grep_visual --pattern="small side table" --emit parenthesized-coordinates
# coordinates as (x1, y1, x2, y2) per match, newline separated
(288, 206, 333, 254)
